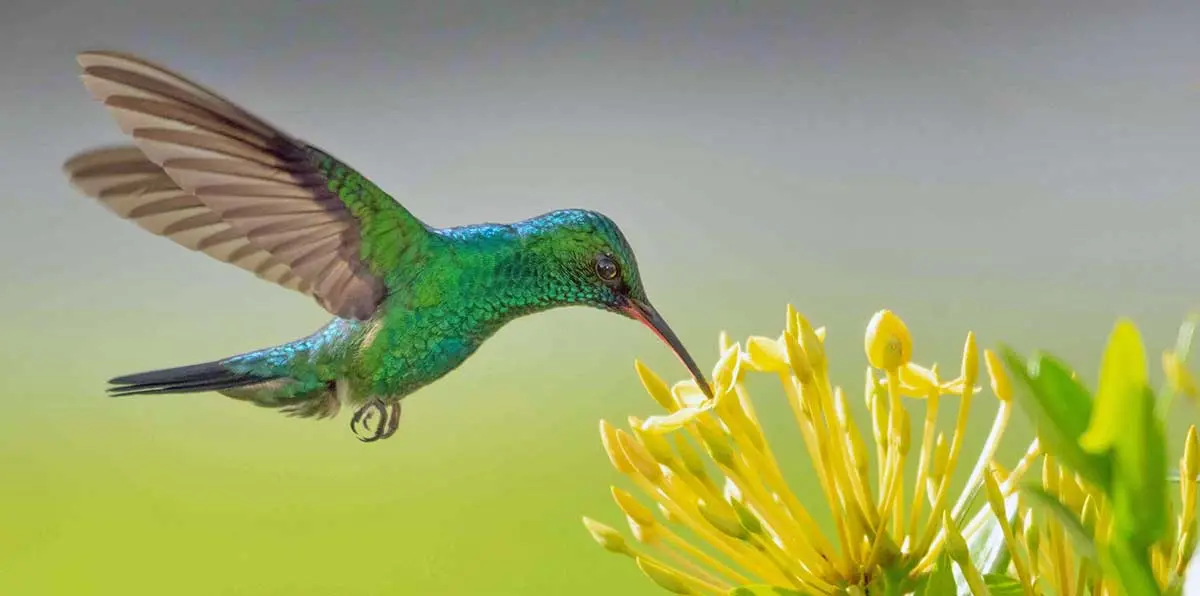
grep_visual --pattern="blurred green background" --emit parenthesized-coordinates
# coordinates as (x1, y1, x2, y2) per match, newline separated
(2, 1, 1199, 594)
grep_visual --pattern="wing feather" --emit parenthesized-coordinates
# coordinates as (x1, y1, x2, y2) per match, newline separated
(63, 146, 312, 293)
(68, 50, 433, 320)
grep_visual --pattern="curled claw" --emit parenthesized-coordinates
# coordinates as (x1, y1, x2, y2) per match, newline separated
(351, 400, 387, 442)
(350, 400, 402, 442)
(380, 402, 402, 440)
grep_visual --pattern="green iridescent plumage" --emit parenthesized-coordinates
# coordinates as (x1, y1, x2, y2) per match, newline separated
(63, 50, 711, 441)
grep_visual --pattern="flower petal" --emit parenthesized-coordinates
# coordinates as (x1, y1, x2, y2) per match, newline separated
(641, 404, 713, 434)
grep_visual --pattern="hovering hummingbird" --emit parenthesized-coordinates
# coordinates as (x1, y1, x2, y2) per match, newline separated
(62, 50, 712, 442)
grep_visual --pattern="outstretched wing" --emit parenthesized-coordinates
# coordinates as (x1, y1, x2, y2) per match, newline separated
(70, 50, 433, 320)
(65, 145, 314, 295)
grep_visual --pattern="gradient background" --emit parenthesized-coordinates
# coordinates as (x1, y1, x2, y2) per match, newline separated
(2, 1, 1199, 594)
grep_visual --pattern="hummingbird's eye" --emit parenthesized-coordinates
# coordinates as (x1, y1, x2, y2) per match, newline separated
(594, 254, 620, 282)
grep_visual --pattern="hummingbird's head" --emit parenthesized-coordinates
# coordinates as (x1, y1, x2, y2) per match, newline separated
(520, 209, 713, 399)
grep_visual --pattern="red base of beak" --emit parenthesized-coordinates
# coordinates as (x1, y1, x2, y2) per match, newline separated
(622, 299, 713, 399)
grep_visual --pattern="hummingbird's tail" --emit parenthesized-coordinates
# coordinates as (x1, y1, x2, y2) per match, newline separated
(107, 360, 279, 397)
(107, 355, 343, 420)
(108, 358, 340, 420)
(105, 324, 349, 420)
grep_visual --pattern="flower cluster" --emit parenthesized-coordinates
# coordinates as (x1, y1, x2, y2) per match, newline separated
(582, 306, 1033, 594)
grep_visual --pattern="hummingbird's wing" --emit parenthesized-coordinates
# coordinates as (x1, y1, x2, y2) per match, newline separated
(64, 145, 314, 295)
(69, 50, 434, 321)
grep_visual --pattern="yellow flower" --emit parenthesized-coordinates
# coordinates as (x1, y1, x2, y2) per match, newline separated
(584, 306, 1026, 594)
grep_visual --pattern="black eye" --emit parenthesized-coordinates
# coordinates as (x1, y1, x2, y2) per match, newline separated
(595, 254, 620, 282)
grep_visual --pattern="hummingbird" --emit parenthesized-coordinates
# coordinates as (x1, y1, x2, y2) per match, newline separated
(62, 50, 713, 442)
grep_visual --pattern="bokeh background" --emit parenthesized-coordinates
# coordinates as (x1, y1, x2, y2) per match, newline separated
(2, 0, 1199, 594)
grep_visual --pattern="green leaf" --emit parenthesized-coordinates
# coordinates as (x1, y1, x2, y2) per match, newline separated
(919, 552, 956, 596)
(1101, 533, 1163, 596)
(965, 491, 1021, 575)
(729, 586, 809, 596)
(1110, 385, 1170, 546)
(883, 557, 922, 594)
(907, 575, 930, 596)
(998, 346, 1111, 488)
(983, 573, 1025, 596)
(865, 574, 887, 596)
(1017, 483, 1098, 562)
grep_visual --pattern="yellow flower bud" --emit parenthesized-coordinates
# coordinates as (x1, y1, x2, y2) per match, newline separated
(630, 519, 660, 544)
(865, 310, 912, 371)
(635, 360, 678, 412)
(984, 349, 1012, 401)
(582, 517, 631, 555)
(697, 422, 735, 467)
(612, 487, 657, 527)
(600, 420, 635, 475)
(961, 331, 979, 392)
(673, 433, 710, 482)
(786, 304, 799, 338)
(983, 464, 1008, 524)
(711, 343, 743, 397)
(617, 429, 664, 483)
(730, 498, 764, 535)
(635, 556, 694, 594)
(697, 498, 749, 540)
(784, 329, 814, 384)
(797, 313, 827, 371)
(630, 417, 678, 465)
(717, 390, 765, 452)
(744, 334, 790, 373)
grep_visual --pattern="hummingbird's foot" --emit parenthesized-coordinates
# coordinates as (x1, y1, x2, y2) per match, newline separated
(350, 400, 402, 442)
(350, 400, 386, 442)
(379, 402, 401, 440)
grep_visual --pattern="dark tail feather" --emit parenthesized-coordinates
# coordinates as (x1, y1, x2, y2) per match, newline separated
(107, 360, 278, 397)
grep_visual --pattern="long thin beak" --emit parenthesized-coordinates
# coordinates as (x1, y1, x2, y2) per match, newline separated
(623, 298, 714, 399)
